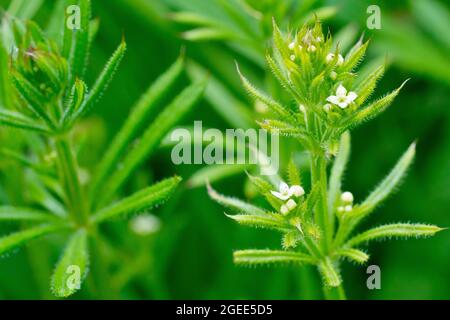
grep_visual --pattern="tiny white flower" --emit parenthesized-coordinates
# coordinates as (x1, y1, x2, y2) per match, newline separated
(326, 84, 358, 109)
(290, 185, 305, 197)
(326, 53, 344, 65)
(271, 182, 292, 200)
(316, 36, 322, 42)
(280, 205, 289, 215)
(299, 104, 306, 113)
(286, 199, 297, 210)
(345, 205, 353, 212)
(341, 191, 354, 203)
(323, 103, 332, 112)
(290, 54, 296, 61)
(288, 42, 296, 50)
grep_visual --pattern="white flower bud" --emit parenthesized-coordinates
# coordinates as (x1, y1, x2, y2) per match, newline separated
(337, 206, 345, 213)
(288, 42, 296, 50)
(308, 45, 316, 52)
(280, 205, 289, 215)
(286, 199, 297, 210)
(326, 53, 335, 63)
(299, 104, 306, 113)
(290, 54, 296, 61)
(341, 191, 354, 203)
(345, 205, 353, 212)
(330, 71, 337, 80)
(323, 103, 332, 112)
(290, 185, 305, 197)
(337, 54, 344, 66)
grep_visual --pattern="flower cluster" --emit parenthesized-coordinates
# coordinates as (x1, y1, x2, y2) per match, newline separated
(271, 182, 305, 214)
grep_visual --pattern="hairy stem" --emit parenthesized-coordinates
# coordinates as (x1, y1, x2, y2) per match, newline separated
(323, 283, 346, 300)
(55, 136, 88, 225)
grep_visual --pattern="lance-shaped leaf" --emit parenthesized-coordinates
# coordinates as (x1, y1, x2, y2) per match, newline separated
(0, 108, 50, 133)
(346, 223, 444, 247)
(0, 224, 65, 256)
(335, 248, 369, 264)
(226, 213, 294, 232)
(328, 132, 350, 212)
(341, 39, 369, 73)
(10, 72, 55, 128)
(68, 0, 91, 82)
(51, 229, 89, 297)
(207, 183, 266, 216)
(287, 156, 301, 187)
(340, 80, 408, 133)
(266, 54, 302, 102)
(182, 28, 234, 41)
(233, 249, 315, 266)
(70, 38, 126, 123)
(0, 206, 59, 222)
(90, 56, 183, 197)
(99, 81, 205, 205)
(318, 257, 342, 287)
(353, 142, 416, 220)
(91, 176, 181, 224)
(236, 64, 295, 124)
(354, 64, 385, 106)
(61, 78, 87, 126)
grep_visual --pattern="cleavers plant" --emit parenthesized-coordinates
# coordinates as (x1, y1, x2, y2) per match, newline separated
(0, 0, 205, 297)
(208, 20, 444, 299)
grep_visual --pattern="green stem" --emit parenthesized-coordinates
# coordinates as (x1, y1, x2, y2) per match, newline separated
(54, 136, 88, 225)
(324, 283, 347, 300)
(310, 153, 331, 252)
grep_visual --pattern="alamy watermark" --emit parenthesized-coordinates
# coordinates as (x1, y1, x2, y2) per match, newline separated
(170, 121, 279, 176)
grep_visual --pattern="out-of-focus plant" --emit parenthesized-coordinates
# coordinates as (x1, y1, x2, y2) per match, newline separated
(0, 0, 205, 298)
(208, 20, 444, 299)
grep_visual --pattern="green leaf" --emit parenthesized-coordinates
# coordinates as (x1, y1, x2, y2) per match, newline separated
(182, 28, 234, 41)
(354, 64, 385, 106)
(341, 39, 368, 73)
(207, 183, 266, 216)
(90, 56, 183, 197)
(0, 148, 55, 176)
(354, 142, 416, 219)
(99, 81, 205, 205)
(51, 229, 89, 297)
(61, 78, 87, 127)
(0, 206, 59, 222)
(0, 224, 64, 256)
(318, 257, 342, 287)
(328, 132, 350, 213)
(335, 248, 369, 264)
(0, 40, 13, 109)
(70, 38, 126, 123)
(287, 156, 301, 187)
(346, 80, 408, 131)
(266, 54, 302, 102)
(346, 223, 444, 247)
(0, 108, 50, 133)
(91, 176, 181, 224)
(187, 164, 250, 188)
(10, 72, 55, 129)
(233, 249, 315, 266)
(8, 0, 44, 19)
(226, 213, 293, 232)
(236, 64, 295, 124)
(68, 0, 91, 82)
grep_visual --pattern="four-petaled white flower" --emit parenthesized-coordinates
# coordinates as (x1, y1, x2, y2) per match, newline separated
(271, 182, 304, 200)
(326, 85, 357, 109)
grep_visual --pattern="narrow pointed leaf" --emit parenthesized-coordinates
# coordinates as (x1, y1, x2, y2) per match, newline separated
(207, 183, 266, 216)
(68, 0, 91, 81)
(335, 248, 369, 264)
(346, 223, 444, 247)
(354, 142, 415, 219)
(99, 81, 205, 204)
(354, 64, 385, 106)
(0, 108, 50, 133)
(0, 206, 59, 222)
(341, 40, 368, 72)
(234, 249, 315, 266)
(90, 56, 183, 196)
(71, 39, 126, 123)
(51, 229, 89, 297)
(61, 78, 87, 126)
(92, 176, 181, 224)
(0, 224, 65, 256)
(287, 156, 301, 187)
(226, 213, 294, 232)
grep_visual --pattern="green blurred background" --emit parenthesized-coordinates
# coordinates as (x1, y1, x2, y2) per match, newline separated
(0, 0, 449, 299)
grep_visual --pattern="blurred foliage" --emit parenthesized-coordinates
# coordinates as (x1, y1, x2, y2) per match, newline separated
(0, 0, 449, 299)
